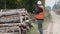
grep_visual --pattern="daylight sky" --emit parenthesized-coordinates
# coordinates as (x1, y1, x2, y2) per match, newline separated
(45, 0, 59, 8)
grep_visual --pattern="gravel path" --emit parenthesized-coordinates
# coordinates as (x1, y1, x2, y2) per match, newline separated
(44, 11, 60, 34)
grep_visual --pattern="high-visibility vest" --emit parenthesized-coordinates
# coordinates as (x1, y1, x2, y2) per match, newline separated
(35, 6, 44, 19)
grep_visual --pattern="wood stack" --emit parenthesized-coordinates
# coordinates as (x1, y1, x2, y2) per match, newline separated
(0, 9, 33, 34)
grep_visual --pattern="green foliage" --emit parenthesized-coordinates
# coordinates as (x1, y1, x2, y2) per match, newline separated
(20, 0, 35, 13)
(43, 7, 51, 29)
(0, 0, 21, 9)
(6, 0, 16, 8)
(0, 0, 5, 9)
(0, 0, 35, 13)
(20, 0, 45, 13)
(27, 23, 39, 34)
(0, 0, 45, 13)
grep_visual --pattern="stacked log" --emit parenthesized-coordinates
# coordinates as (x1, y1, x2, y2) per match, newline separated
(0, 9, 33, 34)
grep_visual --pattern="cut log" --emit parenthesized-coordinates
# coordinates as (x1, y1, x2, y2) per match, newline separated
(0, 9, 27, 23)
(0, 15, 20, 23)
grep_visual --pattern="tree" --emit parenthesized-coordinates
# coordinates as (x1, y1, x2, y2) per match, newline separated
(0, 0, 5, 9)
(0, 0, 45, 13)
(6, 0, 19, 9)
(20, 0, 45, 13)
(53, 0, 60, 11)
(20, 0, 35, 13)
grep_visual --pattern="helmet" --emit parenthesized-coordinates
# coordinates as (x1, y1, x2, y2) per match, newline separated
(37, 1, 42, 5)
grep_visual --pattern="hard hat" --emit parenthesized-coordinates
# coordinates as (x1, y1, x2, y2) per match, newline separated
(37, 1, 42, 5)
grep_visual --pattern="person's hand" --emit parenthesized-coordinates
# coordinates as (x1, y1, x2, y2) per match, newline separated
(33, 11, 35, 14)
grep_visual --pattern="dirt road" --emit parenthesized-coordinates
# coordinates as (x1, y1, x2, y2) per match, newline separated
(44, 11, 60, 34)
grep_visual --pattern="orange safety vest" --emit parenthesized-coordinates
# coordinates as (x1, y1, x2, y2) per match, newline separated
(35, 6, 44, 19)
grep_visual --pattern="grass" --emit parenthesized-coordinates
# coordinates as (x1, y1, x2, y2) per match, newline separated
(43, 10, 51, 29)
(43, 14, 51, 29)
(27, 23, 39, 34)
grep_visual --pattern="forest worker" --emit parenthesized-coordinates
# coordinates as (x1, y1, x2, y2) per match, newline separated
(33, 0, 44, 34)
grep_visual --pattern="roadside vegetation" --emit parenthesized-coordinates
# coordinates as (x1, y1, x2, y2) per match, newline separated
(27, 23, 39, 34)
(55, 10, 60, 15)
(43, 10, 51, 29)
(53, 0, 60, 15)
(0, 0, 45, 13)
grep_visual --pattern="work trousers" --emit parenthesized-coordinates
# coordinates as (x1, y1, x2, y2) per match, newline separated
(37, 19, 44, 34)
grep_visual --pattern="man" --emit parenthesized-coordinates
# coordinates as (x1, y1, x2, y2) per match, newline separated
(34, 1, 44, 34)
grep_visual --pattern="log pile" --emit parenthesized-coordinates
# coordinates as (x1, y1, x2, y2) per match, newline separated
(0, 9, 33, 34)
